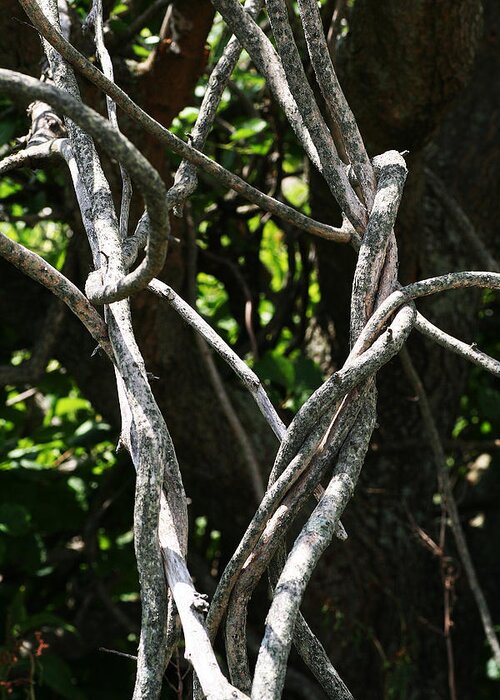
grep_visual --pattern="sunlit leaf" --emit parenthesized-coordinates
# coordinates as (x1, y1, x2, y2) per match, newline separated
(230, 118, 268, 142)
(282, 175, 309, 208)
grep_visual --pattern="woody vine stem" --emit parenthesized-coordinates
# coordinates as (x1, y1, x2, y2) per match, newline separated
(0, 0, 498, 698)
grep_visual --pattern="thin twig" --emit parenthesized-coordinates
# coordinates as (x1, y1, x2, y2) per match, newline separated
(425, 167, 499, 272)
(184, 207, 265, 502)
(0, 68, 169, 304)
(86, 0, 133, 241)
(400, 347, 500, 668)
(297, 0, 376, 209)
(107, 0, 170, 49)
(17, 1, 354, 245)
(0, 232, 113, 360)
(415, 312, 500, 378)
(99, 647, 138, 661)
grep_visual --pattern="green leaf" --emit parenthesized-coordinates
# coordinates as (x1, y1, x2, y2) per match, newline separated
(260, 220, 287, 292)
(131, 44, 150, 58)
(67, 476, 88, 510)
(54, 396, 91, 418)
(486, 657, 500, 681)
(230, 118, 268, 142)
(254, 351, 295, 391)
(177, 106, 200, 125)
(452, 415, 468, 438)
(111, 2, 128, 14)
(68, 419, 112, 447)
(0, 178, 22, 199)
(195, 516, 207, 539)
(282, 176, 309, 208)
(196, 273, 229, 319)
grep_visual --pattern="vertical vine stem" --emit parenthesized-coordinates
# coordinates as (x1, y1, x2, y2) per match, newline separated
(251, 396, 376, 699)
(2, 1, 499, 698)
(400, 347, 500, 669)
(296, 0, 376, 209)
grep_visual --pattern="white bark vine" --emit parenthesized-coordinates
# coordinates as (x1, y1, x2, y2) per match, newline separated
(0, 0, 498, 698)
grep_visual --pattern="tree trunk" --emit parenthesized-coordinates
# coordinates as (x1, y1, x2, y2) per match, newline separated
(306, 1, 499, 697)
(1, 0, 499, 697)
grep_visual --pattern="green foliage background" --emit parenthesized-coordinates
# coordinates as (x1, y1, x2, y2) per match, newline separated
(0, 1, 499, 698)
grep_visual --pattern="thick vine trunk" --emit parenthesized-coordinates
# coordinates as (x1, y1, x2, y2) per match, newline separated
(306, 1, 499, 697)
(1, 0, 499, 697)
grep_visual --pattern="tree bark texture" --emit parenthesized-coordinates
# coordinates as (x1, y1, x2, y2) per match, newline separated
(1, 0, 499, 698)
(307, 1, 499, 697)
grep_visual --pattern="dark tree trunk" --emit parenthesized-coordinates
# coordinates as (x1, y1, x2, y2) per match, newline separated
(306, 1, 499, 697)
(1, 1, 499, 698)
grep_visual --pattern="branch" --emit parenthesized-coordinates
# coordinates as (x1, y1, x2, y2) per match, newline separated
(37, 0, 115, 262)
(0, 139, 64, 175)
(17, 0, 354, 245)
(297, 0, 376, 209)
(251, 396, 375, 699)
(147, 278, 285, 440)
(351, 271, 500, 360)
(425, 167, 499, 272)
(158, 496, 248, 700)
(350, 151, 407, 340)
(86, 0, 133, 241)
(0, 232, 113, 360)
(415, 312, 500, 378)
(400, 347, 500, 669)
(290, 614, 353, 700)
(213, 0, 367, 231)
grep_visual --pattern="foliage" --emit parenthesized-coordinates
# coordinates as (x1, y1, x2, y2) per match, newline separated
(0, 3, 324, 695)
(0, 0, 499, 698)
